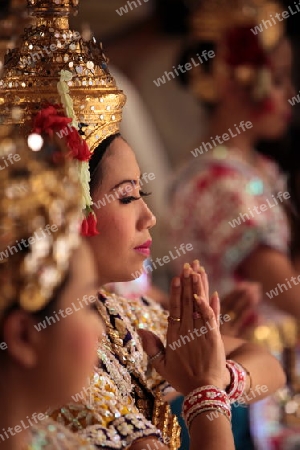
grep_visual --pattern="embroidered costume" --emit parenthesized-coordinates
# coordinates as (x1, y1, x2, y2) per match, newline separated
(51, 291, 181, 449)
(29, 418, 96, 449)
(169, 146, 289, 297)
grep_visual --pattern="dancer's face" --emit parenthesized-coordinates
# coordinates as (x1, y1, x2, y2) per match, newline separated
(88, 137, 156, 285)
(253, 37, 294, 139)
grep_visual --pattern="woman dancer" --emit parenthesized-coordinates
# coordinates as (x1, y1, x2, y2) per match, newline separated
(0, 1, 286, 448)
(166, 0, 296, 448)
(168, 0, 297, 324)
(0, 123, 101, 449)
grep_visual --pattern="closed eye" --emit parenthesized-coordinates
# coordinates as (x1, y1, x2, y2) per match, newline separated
(119, 191, 152, 205)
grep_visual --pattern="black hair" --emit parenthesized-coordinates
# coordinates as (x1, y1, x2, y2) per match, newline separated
(89, 133, 120, 194)
(176, 40, 218, 114)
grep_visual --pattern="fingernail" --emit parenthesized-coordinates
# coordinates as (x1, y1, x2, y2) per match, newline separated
(193, 293, 200, 300)
(174, 277, 181, 287)
(213, 291, 219, 299)
(199, 266, 205, 273)
(184, 263, 190, 278)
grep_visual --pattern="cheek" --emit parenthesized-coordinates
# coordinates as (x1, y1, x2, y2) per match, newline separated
(95, 207, 135, 246)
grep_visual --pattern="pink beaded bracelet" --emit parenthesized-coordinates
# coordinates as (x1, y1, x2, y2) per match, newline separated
(225, 359, 247, 403)
(182, 385, 231, 429)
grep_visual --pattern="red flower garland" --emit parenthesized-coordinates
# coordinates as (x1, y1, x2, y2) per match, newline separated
(224, 25, 269, 68)
(222, 25, 272, 106)
(32, 105, 99, 237)
(32, 105, 91, 162)
(81, 211, 98, 237)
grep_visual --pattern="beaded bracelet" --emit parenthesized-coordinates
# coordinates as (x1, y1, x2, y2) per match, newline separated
(182, 385, 231, 430)
(225, 359, 247, 403)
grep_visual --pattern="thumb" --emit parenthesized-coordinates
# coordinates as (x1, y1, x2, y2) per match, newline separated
(137, 329, 166, 374)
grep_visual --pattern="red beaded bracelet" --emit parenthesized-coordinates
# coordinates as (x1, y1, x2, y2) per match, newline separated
(225, 359, 247, 403)
(182, 385, 231, 429)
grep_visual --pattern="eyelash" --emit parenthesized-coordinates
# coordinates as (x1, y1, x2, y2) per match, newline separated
(119, 191, 152, 205)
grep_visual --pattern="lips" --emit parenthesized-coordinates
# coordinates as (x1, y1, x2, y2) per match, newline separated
(134, 240, 152, 256)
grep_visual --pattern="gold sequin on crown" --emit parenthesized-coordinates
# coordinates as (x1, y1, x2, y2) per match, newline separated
(0, 122, 82, 317)
(0, 0, 126, 153)
(191, 0, 284, 50)
(0, 0, 32, 70)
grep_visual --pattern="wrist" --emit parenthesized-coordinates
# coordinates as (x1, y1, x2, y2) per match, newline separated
(182, 378, 225, 396)
(182, 385, 231, 430)
(225, 360, 247, 403)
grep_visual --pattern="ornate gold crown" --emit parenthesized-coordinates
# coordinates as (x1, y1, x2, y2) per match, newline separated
(0, 0, 126, 235)
(187, 0, 284, 103)
(0, 0, 31, 69)
(191, 0, 284, 50)
(0, 0, 126, 154)
(0, 119, 82, 317)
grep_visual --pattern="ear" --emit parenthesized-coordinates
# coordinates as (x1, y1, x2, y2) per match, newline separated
(2, 310, 41, 368)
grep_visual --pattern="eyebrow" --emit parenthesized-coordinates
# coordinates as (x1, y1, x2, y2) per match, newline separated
(110, 176, 141, 192)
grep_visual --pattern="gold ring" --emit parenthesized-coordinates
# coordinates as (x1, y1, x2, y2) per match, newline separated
(149, 350, 164, 363)
(168, 316, 181, 323)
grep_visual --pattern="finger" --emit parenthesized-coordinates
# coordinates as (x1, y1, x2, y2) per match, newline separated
(221, 305, 255, 336)
(137, 329, 166, 375)
(199, 271, 208, 304)
(169, 276, 181, 319)
(168, 276, 182, 340)
(201, 269, 209, 300)
(191, 259, 200, 272)
(234, 307, 256, 333)
(226, 295, 253, 324)
(192, 273, 203, 321)
(194, 294, 218, 338)
(181, 265, 194, 328)
(210, 291, 220, 327)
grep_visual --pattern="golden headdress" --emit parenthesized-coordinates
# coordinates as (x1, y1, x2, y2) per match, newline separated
(0, 0, 126, 235)
(0, 119, 82, 318)
(187, 0, 285, 102)
(0, 0, 31, 69)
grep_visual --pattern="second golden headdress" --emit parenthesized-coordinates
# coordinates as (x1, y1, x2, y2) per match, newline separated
(186, 0, 285, 103)
(0, 116, 82, 317)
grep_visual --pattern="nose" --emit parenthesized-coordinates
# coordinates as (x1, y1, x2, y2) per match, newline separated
(138, 201, 156, 230)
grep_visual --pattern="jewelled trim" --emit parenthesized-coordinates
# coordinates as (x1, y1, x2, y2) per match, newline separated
(79, 414, 162, 449)
(30, 418, 95, 449)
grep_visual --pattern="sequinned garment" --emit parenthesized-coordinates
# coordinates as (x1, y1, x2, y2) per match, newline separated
(168, 146, 290, 298)
(29, 418, 96, 449)
(50, 291, 181, 450)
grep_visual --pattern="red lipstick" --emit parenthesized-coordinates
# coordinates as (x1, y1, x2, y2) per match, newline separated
(134, 240, 152, 256)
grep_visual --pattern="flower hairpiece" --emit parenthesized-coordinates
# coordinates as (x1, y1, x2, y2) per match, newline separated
(224, 25, 272, 104)
(32, 104, 99, 236)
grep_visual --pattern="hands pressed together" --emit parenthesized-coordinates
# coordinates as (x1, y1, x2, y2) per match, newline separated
(137, 260, 286, 449)
(139, 260, 228, 395)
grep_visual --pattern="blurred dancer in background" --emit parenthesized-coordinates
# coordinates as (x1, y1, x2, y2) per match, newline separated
(166, 0, 297, 448)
